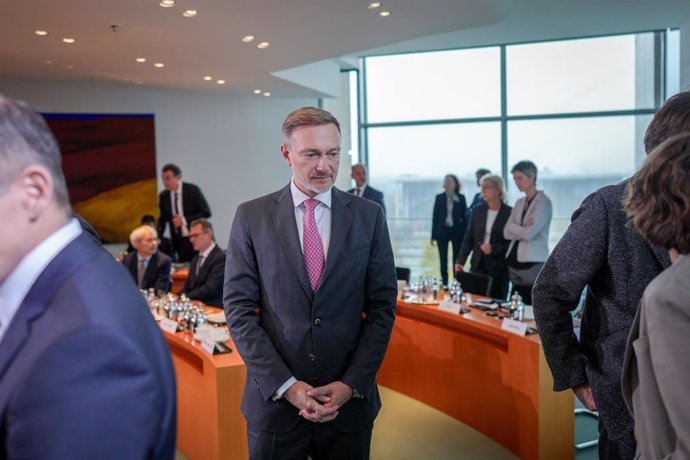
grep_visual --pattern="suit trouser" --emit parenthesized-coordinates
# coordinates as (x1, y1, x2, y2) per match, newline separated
(437, 226, 463, 287)
(247, 418, 372, 460)
(598, 419, 636, 460)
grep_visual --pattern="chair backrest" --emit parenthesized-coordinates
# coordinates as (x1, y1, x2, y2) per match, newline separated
(455, 271, 493, 296)
(395, 266, 411, 283)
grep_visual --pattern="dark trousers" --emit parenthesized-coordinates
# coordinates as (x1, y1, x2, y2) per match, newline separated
(473, 263, 509, 300)
(598, 419, 636, 460)
(437, 226, 463, 287)
(247, 419, 372, 460)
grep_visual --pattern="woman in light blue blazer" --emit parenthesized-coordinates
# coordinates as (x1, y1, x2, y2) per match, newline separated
(622, 133, 690, 460)
(503, 160, 552, 303)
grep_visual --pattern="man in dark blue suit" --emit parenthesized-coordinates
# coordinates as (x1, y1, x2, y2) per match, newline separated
(348, 163, 386, 212)
(122, 224, 172, 293)
(225, 107, 396, 459)
(0, 93, 176, 459)
(183, 218, 225, 307)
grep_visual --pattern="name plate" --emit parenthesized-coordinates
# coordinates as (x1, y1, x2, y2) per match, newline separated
(439, 300, 463, 315)
(501, 318, 528, 336)
(159, 318, 179, 334)
(201, 338, 217, 355)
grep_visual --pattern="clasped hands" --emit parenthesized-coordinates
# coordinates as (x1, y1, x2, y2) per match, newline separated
(284, 380, 353, 423)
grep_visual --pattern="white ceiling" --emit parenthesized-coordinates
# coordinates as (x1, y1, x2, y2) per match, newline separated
(2, 0, 690, 98)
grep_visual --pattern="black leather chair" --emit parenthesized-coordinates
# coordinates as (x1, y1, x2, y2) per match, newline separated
(395, 266, 411, 283)
(455, 271, 493, 296)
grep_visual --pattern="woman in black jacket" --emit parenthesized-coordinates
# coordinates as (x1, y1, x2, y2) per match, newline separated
(454, 175, 512, 299)
(431, 174, 467, 288)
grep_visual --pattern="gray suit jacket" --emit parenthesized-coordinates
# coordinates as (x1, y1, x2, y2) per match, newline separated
(622, 254, 690, 460)
(532, 180, 670, 441)
(224, 185, 397, 433)
(348, 185, 386, 212)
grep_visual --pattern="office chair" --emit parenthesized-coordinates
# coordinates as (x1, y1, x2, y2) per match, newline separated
(455, 271, 493, 296)
(395, 267, 411, 283)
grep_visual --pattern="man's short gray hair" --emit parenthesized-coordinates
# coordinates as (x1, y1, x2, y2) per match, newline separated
(0, 93, 70, 211)
(282, 107, 340, 144)
(130, 225, 158, 247)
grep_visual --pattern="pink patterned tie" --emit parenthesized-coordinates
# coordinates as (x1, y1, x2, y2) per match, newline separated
(303, 199, 325, 292)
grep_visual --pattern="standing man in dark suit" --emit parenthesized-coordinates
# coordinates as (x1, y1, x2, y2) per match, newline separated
(157, 163, 211, 262)
(532, 92, 690, 459)
(122, 225, 172, 293)
(0, 92, 176, 459)
(183, 218, 225, 307)
(224, 107, 397, 459)
(348, 163, 386, 212)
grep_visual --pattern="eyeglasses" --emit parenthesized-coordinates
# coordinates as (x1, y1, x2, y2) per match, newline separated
(189, 232, 208, 239)
(141, 238, 159, 243)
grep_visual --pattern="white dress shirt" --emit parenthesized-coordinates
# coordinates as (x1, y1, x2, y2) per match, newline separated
(273, 180, 333, 400)
(0, 219, 82, 344)
(170, 182, 189, 237)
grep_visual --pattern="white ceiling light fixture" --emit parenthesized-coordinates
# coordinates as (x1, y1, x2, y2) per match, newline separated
(136, 57, 146, 63)
(253, 89, 262, 94)
(62, 37, 76, 44)
(241, 35, 255, 43)
(154, 62, 165, 68)
(159, 0, 175, 7)
(368, 2, 382, 9)
(203, 75, 213, 81)
(379, 10, 391, 17)
(34, 30, 48, 36)
(217, 79, 226, 85)
(257, 42, 269, 49)
(263, 91, 271, 97)
(43, 60, 52, 65)
(182, 9, 198, 18)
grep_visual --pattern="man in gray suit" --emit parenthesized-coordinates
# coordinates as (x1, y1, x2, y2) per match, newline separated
(532, 92, 690, 459)
(224, 107, 397, 459)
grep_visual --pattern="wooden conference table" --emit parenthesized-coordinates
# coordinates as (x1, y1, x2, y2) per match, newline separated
(378, 298, 573, 460)
(162, 299, 572, 460)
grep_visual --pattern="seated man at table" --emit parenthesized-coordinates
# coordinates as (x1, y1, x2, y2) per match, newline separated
(122, 225, 172, 293)
(182, 218, 225, 307)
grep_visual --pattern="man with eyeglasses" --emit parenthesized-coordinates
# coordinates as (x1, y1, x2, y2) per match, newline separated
(182, 219, 225, 307)
(122, 225, 172, 293)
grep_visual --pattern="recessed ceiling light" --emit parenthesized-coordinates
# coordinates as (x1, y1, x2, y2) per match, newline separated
(65, 64, 74, 69)
(203, 75, 213, 81)
(154, 62, 165, 68)
(379, 10, 391, 17)
(136, 57, 147, 63)
(257, 42, 270, 49)
(263, 92, 271, 97)
(368, 2, 382, 9)
(182, 9, 198, 17)
(43, 60, 53, 65)
(253, 89, 262, 95)
(34, 30, 48, 36)
(242, 35, 255, 43)
(217, 80, 226, 85)
(62, 37, 76, 44)
(159, 0, 175, 7)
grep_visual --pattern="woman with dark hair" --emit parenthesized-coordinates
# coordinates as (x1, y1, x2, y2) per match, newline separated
(455, 175, 512, 299)
(503, 160, 552, 303)
(622, 133, 690, 460)
(431, 174, 467, 288)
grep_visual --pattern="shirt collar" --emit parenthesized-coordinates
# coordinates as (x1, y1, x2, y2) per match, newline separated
(290, 179, 332, 210)
(0, 218, 81, 342)
(174, 182, 183, 193)
(137, 254, 152, 264)
(199, 242, 216, 258)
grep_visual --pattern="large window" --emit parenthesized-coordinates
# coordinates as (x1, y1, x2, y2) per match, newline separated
(361, 31, 676, 280)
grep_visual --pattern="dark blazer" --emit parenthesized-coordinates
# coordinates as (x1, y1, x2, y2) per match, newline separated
(622, 254, 690, 460)
(431, 192, 467, 240)
(224, 185, 397, 433)
(347, 185, 386, 212)
(157, 182, 211, 238)
(456, 203, 511, 298)
(183, 244, 226, 307)
(532, 181, 671, 443)
(0, 233, 176, 459)
(122, 250, 172, 293)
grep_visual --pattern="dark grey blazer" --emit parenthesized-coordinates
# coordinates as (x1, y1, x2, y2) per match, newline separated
(532, 180, 671, 442)
(183, 244, 226, 307)
(122, 250, 172, 293)
(224, 185, 397, 433)
(348, 185, 386, 212)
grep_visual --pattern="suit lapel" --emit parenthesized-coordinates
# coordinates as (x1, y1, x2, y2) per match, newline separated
(144, 253, 159, 287)
(271, 185, 313, 299)
(321, 188, 353, 286)
(650, 245, 672, 270)
(475, 206, 487, 241)
(0, 234, 93, 380)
